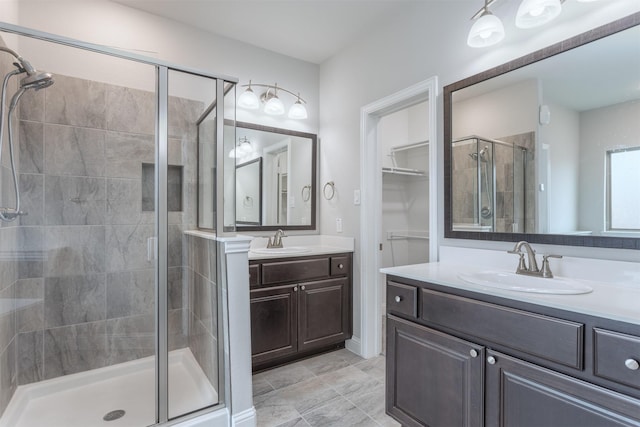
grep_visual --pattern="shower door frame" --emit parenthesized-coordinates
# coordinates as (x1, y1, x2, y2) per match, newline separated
(0, 21, 238, 426)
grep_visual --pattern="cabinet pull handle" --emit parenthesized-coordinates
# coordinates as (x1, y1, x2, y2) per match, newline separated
(394, 296, 402, 303)
(470, 349, 478, 358)
(487, 356, 496, 365)
(293, 286, 298, 292)
(338, 263, 344, 269)
(625, 359, 640, 370)
(301, 285, 306, 290)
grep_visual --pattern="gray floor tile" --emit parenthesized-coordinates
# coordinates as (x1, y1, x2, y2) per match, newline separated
(303, 397, 378, 427)
(253, 350, 394, 427)
(354, 355, 386, 381)
(318, 365, 381, 401)
(274, 417, 311, 427)
(260, 362, 316, 390)
(253, 377, 275, 397)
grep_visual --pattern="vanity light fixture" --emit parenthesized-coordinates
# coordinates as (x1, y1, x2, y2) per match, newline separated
(468, 0, 505, 48)
(237, 81, 308, 119)
(515, 0, 563, 29)
(229, 136, 253, 159)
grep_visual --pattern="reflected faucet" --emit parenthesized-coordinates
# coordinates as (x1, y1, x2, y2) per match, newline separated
(267, 229, 287, 249)
(508, 241, 562, 278)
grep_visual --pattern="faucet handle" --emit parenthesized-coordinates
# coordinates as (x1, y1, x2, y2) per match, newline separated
(541, 254, 563, 278)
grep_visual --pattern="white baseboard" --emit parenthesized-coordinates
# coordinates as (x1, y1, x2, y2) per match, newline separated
(345, 336, 362, 357)
(232, 407, 257, 427)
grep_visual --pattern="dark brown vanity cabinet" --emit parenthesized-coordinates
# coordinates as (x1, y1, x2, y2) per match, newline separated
(250, 253, 352, 371)
(386, 277, 640, 427)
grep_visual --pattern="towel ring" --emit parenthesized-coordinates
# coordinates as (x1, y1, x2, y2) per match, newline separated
(301, 185, 311, 202)
(323, 181, 336, 200)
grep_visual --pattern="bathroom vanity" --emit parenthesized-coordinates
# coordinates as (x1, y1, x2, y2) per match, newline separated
(383, 263, 640, 427)
(249, 248, 353, 372)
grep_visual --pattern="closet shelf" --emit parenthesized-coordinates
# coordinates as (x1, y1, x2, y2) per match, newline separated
(386, 230, 429, 241)
(390, 140, 429, 152)
(382, 167, 426, 177)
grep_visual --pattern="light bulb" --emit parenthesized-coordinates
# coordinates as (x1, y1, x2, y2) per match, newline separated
(467, 12, 505, 48)
(288, 99, 308, 119)
(237, 86, 260, 110)
(516, 0, 562, 29)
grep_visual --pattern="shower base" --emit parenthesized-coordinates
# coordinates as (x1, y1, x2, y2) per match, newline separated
(0, 348, 218, 427)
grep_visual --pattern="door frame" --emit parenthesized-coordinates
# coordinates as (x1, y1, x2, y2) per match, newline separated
(357, 77, 438, 358)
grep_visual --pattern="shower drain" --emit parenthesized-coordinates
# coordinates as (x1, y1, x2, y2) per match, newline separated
(103, 410, 126, 421)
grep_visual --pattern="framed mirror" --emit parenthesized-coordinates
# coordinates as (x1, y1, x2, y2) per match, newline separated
(234, 121, 317, 231)
(444, 13, 640, 250)
(236, 157, 262, 226)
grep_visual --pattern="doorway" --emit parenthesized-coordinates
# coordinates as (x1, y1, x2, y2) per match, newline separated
(357, 77, 438, 359)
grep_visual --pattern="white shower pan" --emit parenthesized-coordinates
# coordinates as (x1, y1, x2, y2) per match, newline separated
(0, 348, 218, 427)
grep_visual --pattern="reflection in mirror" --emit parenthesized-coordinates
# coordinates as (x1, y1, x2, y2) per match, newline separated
(445, 14, 640, 249)
(236, 158, 262, 225)
(234, 122, 317, 231)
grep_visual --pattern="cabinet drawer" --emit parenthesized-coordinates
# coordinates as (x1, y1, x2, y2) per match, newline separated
(330, 256, 350, 276)
(387, 281, 418, 318)
(262, 258, 330, 285)
(249, 264, 260, 286)
(421, 289, 584, 369)
(594, 328, 640, 390)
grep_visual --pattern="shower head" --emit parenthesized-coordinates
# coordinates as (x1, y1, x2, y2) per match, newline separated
(469, 145, 490, 162)
(17, 57, 54, 90)
(20, 70, 54, 90)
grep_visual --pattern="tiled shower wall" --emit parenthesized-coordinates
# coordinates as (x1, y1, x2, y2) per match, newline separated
(184, 234, 218, 389)
(0, 38, 20, 414)
(0, 57, 218, 415)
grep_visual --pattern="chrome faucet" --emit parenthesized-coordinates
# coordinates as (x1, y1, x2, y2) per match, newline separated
(267, 229, 287, 249)
(508, 241, 562, 278)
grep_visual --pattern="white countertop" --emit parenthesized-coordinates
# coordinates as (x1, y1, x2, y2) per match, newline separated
(247, 235, 354, 260)
(381, 262, 640, 326)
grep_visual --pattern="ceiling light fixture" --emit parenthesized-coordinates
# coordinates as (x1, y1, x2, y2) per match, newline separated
(468, 0, 505, 48)
(237, 82, 308, 119)
(515, 0, 564, 29)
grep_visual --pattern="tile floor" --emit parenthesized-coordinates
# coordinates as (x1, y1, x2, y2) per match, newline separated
(252, 349, 400, 427)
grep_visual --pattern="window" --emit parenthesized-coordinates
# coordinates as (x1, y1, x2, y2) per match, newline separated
(607, 147, 640, 230)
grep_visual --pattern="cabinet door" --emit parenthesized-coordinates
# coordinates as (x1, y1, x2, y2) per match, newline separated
(250, 284, 297, 366)
(386, 315, 484, 427)
(486, 350, 640, 427)
(298, 277, 351, 352)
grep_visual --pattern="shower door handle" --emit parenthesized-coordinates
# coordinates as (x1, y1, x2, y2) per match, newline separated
(147, 237, 157, 261)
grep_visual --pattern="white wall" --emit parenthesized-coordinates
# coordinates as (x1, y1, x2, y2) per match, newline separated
(5, 0, 319, 134)
(579, 99, 640, 233)
(453, 79, 539, 140)
(318, 1, 640, 339)
(540, 100, 580, 233)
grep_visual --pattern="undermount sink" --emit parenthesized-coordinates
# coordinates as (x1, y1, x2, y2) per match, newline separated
(251, 246, 311, 255)
(458, 270, 593, 295)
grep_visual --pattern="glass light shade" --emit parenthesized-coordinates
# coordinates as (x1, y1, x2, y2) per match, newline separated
(288, 101, 308, 119)
(237, 87, 260, 109)
(228, 147, 239, 158)
(467, 13, 505, 48)
(516, 0, 562, 29)
(576, 0, 598, 2)
(264, 96, 285, 115)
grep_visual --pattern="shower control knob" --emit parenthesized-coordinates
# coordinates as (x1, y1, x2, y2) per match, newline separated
(394, 296, 402, 303)
(625, 359, 639, 370)
(469, 349, 478, 358)
(487, 356, 497, 365)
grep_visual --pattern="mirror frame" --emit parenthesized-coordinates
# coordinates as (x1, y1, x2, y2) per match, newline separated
(235, 121, 318, 232)
(444, 13, 640, 250)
